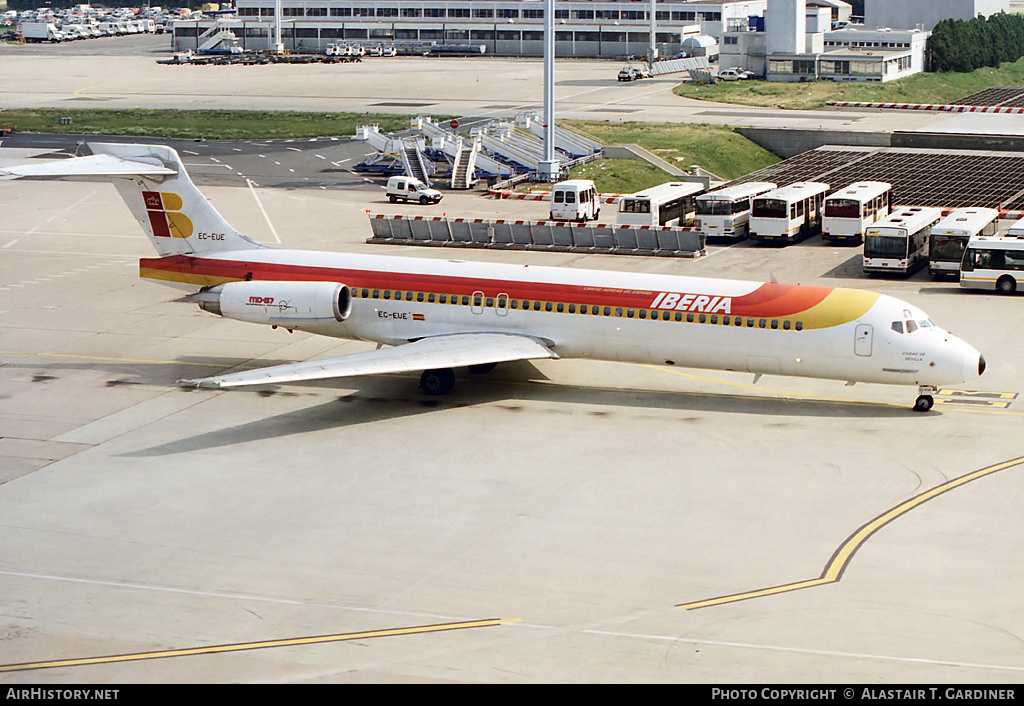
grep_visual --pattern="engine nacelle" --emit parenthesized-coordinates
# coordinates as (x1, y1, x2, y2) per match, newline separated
(196, 280, 352, 326)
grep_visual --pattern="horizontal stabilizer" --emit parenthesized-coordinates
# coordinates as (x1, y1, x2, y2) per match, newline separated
(179, 332, 559, 388)
(0, 153, 176, 178)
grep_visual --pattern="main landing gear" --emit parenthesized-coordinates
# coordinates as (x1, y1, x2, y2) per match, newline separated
(913, 385, 937, 412)
(420, 368, 456, 395)
(419, 363, 499, 395)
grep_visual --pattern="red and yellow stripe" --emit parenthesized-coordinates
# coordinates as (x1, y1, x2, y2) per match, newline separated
(140, 256, 879, 330)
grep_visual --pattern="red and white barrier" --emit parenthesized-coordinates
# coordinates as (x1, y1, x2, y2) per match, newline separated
(370, 213, 696, 231)
(487, 189, 625, 204)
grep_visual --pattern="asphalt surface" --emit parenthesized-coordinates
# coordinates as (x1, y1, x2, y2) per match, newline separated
(1, 35, 1023, 685)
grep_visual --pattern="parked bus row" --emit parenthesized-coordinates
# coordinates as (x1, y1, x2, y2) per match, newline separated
(554, 179, 891, 245)
(548, 178, 1022, 293)
(694, 180, 892, 245)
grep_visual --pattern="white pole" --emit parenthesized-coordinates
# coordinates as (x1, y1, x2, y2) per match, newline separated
(273, 0, 282, 52)
(537, 0, 559, 182)
(648, 0, 657, 66)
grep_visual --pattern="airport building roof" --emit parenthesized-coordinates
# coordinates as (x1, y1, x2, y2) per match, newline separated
(731, 146, 1024, 211)
(952, 87, 1024, 108)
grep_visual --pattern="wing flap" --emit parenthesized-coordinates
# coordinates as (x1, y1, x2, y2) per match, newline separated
(179, 333, 559, 388)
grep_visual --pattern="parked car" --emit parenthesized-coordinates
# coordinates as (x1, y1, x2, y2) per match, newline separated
(617, 66, 649, 82)
(718, 68, 749, 81)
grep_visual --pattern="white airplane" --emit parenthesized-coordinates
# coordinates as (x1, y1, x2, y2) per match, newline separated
(3, 143, 985, 411)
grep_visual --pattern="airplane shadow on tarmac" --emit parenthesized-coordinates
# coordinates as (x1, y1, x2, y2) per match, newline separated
(119, 359, 919, 458)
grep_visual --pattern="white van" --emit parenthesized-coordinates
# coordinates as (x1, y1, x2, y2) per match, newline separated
(386, 176, 442, 205)
(549, 179, 600, 222)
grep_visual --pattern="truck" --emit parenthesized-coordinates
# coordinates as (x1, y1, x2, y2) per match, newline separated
(21, 22, 65, 43)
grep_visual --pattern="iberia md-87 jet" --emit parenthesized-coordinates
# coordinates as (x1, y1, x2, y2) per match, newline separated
(2, 143, 985, 411)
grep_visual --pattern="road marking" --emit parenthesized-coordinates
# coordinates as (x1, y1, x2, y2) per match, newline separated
(934, 389, 1018, 409)
(3, 239, 17, 248)
(0, 618, 517, 673)
(678, 455, 1024, 610)
(246, 178, 282, 245)
(581, 628, 1024, 673)
(644, 366, 1024, 416)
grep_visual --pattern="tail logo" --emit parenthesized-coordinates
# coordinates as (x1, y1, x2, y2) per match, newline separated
(143, 191, 193, 239)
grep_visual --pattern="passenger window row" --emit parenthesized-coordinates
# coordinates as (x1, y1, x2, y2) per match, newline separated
(351, 288, 804, 331)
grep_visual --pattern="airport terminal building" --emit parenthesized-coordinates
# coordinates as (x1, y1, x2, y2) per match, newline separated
(173, 0, 767, 57)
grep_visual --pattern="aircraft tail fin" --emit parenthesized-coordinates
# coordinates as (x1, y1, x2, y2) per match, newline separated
(1, 142, 265, 257)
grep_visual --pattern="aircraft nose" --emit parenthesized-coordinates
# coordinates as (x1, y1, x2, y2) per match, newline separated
(962, 348, 985, 381)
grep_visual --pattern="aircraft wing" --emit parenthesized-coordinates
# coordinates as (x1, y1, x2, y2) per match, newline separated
(0, 153, 176, 178)
(179, 332, 559, 388)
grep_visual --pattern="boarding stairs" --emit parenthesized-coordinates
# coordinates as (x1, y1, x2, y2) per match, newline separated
(197, 19, 243, 54)
(515, 112, 601, 159)
(401, 139, 431, 184)
(473, 125, 543, 172)
(450, 138, 478, 190)
(413, 116, 514, 179)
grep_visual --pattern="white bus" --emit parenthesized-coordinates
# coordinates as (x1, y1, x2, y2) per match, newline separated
(1007, 215, 1024, 238)
(928, 207, 1000, 278)
(822, 181, 892, 244)
(863, 206, 942, 275)
(616, 181, 705, 228)
(960, 234, 1024, 294)
(749, 182, 830, 243)
(694, 181, 776, 240)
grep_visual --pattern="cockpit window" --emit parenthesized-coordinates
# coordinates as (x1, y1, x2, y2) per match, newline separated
(906, 320, 918, 333)
(891, 321, 904, 334)
(919, 319, 934, 328)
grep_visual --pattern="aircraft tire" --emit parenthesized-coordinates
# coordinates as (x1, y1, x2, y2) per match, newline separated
(420, 368, 455, 395)
(913, 395, 934, 412)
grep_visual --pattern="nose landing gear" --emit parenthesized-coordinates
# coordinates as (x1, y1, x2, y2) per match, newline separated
(913, 385, 937, 412)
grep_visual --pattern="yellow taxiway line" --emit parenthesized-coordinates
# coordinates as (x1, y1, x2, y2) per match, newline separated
(679, 456, 1024, 610)
(644, 365, 1024, 416)
(0, 618, 518, 673)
